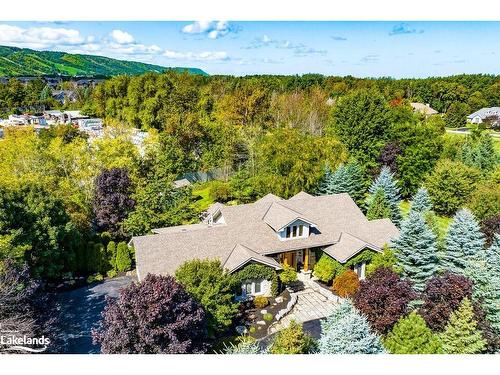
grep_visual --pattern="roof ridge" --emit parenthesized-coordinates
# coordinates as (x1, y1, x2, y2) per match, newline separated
(340, 230, 380, 250)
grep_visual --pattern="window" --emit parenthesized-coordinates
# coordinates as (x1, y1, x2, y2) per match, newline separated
(292, 225, 297, 237)
(286, 226, 291, 238)
(254, 280, 261, 293)
(243, 283, 252, 295)
(299, 225, 303, 236)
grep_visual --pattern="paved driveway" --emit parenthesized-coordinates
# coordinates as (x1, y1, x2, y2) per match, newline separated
(52, 276, 135, 354)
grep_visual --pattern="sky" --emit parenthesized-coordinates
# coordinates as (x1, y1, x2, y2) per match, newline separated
(0, 21, 499, 78)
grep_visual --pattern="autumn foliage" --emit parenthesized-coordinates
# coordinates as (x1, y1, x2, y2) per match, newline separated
(332, 270, 360, 297)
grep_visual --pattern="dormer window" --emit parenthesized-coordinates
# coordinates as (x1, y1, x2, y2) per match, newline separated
(286, 224, 304, 238)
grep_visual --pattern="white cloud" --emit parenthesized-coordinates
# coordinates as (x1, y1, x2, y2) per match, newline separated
(163, 49, 229, 61)
(0, 24, 87, 49)
(181, 21, 235, 39)
(110, 43, 162, 55)
(110, 29, 135, 44)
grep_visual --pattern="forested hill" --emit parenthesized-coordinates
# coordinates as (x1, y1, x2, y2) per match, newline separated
(0, 45, 207, 77)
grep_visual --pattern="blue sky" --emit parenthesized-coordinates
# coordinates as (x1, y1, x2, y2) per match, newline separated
(0, 21, 499, 77)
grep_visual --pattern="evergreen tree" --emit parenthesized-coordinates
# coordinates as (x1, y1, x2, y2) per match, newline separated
(115, 241, 132, 272)
(442, 209, 485, 274)
(486, 234, 500, 274)
(224, 338, 264, 354)
(390, 211, 439, 291)
(268, 320, 316, 354)
(410, 187, 433, 213)
(368, 166, 402, 226)
(318, 300, 385, 354)
(440, 298, 486, 354)
(107, 241, 117, 271)
(366, 189, 391, 220)
(317, 162, 365, 206)
(384, 312, 443, 354)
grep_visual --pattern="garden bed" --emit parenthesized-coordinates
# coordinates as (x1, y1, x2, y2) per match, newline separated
(240, 290, 292, 340)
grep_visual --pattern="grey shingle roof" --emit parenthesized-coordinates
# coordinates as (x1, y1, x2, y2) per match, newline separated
(223, 244, 282, 273)
(467, 107, 500, 120)
(132, 192, 399, 280)
(410, 102, 438, 115)
(262, 202, 316, 232)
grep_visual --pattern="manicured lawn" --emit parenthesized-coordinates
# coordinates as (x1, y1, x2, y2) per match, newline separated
(400, 201, 452, 239)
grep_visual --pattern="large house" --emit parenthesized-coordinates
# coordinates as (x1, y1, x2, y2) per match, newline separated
(410, 102, 438, 117)
(467, 107, 500, 127)
(131, 192, 399, 298)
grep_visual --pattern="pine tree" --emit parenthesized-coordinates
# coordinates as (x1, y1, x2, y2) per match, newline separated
(116, 241, 132, 272)
(318, 300, 385, 354)
(343, 162, 366, 205)
(410, 187, 433, 213)
(384, 312, 442, 354)
(366, 189, 392, 220)
(368, 166, 402, 226)
(442, 209, 485, 274)
(486, 234, 500, 274)
(440, 297, 486, 354)
(390, 211, 439, 291)
(317, 164, 334, 195)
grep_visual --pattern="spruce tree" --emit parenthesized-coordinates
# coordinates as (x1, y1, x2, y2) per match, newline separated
(368, 166, 402, 226)
(384, 312, 442, 354)
(116, 241, 132, 272)
(440, 297, 486, 354)
(390, 211, 439, 291)
(317, 162, 365, 206)
(318, 300, 385, 354)
(486, 234, 500, 274)
(442, 209, 485, 274)
(366, 189, 391, 220)
(410, 187, 433, 213)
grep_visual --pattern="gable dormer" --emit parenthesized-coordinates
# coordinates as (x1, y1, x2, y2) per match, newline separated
(263, 202, 317, 241)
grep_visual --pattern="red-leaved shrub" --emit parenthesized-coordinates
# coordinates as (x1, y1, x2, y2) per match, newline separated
(332, 270, 360, 297)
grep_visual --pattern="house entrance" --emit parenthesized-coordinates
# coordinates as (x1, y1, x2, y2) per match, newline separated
(279, 249, 313, 272)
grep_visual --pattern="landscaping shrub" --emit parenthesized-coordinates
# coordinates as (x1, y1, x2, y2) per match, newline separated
(353, 267, 416, 334)
(332, 270, 360, 297)
(279, 264, 297, 285)
(384, 312, 442, 354)
(263, 313, 273, 321)
(175, 259, 239, 335)
(253, 296, 269, 309)
(106, 241, 117, 271)
(440, 298, 486, 354)
(115, 241, 132, 272)
(92, 274, 208, 354)
(420, 272, 473, 331)
(425, 159, 480, 216)
(313, 254, 342, 283)
(366, 247, 400, 276)
(208, 181, 233, 203)
(269, 321, 316, 354)
(318, 300, 384, 354)
(466, 180, 500, 222)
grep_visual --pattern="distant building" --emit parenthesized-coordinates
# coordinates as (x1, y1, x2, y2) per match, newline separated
(172, 178, 192, 189)
(410, 102, 438, 117)
(44, 110, 89, 125)
(467, 107, 500, 127)
(52, 90, 77, 104)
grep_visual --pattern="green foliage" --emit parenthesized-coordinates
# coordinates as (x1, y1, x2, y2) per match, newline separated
(442, 209, 485, 275)
(368, 166, 402, 226)
(269, 321, 316, 354)
(313, 250, 376, 284)
(440, 298, 486, 354)
(263, 313, 274, 322)
(233, 263, 278, 297)
(224, 337, 263, 354)
(318, 299, 385, 354)
(466, 180, 500, 222)
(106, 241, 117, 271)
(460, 134, 498, 173)
(175, 259, 239, 334)
(0, 45, 206, 77)
(410, 187, 433, 213)
(391, 210, 439, 291)
(444, 102, 470, 128)
(313, 253, 343, 283)
(425, 159, 481, 216)
(279, 264, 297, 285)
(366, 247, 401, 276)
(317, 161, 366, 206)
(208, 181, 233, 203)
(115, 242, 132, 273)
(366, 189, 392, 220)
(384, 312, 443, 354)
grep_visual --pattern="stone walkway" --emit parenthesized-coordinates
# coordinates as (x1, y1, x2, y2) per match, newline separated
(269, 287, 338, 334)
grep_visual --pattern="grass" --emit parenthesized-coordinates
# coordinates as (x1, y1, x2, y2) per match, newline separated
(445, 128, 500, 153)
(190, 182, 216, 213)
(400, 201, 452, 239)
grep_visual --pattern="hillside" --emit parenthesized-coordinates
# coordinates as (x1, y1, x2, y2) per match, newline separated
(0, 45, 207, 77)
